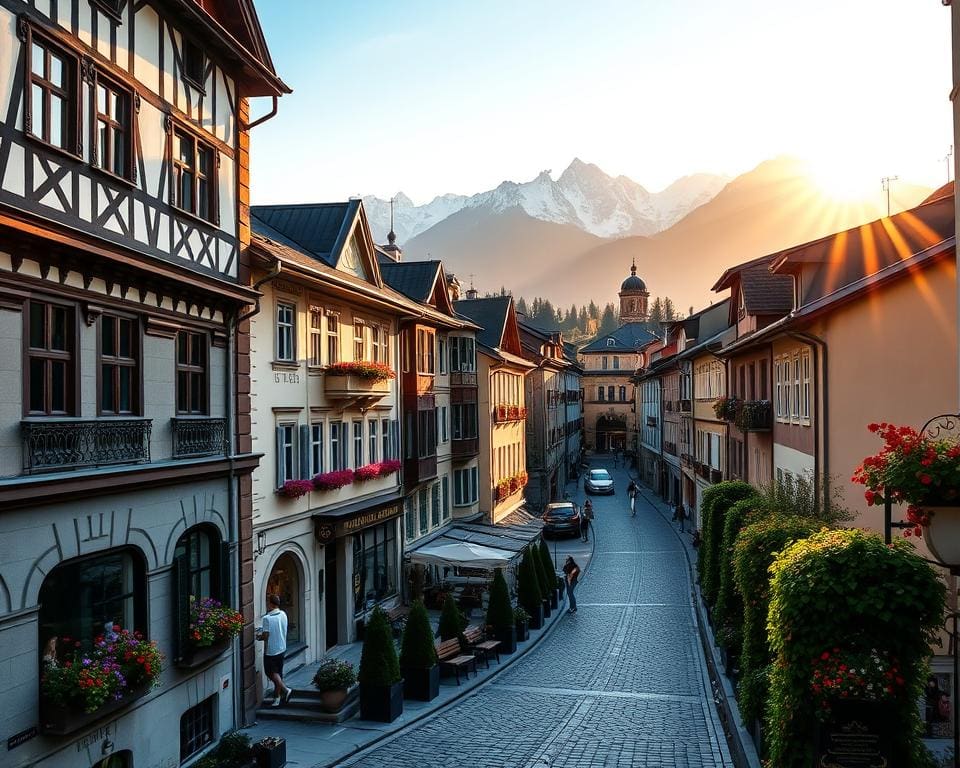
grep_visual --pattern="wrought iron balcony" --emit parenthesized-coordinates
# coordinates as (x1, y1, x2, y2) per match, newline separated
(171, 417, 227, 458)
(22, 418, 151, 473)
(735, 400, 773, 432)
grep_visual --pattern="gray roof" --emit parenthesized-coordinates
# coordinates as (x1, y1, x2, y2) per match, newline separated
(580, 322, 659, 353)
(740, 265, 794, 315)
(380, 261, 441, 303)
(454, 297, 512, 350)
(250, 201, 359, 267)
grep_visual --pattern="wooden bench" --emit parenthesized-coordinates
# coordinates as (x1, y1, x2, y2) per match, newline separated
(435, 638, 476, 685)
(463, 625, 502, 668)
(384, 605, 409, 637)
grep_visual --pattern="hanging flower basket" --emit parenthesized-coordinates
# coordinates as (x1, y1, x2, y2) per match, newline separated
(313, 470, 355, 491)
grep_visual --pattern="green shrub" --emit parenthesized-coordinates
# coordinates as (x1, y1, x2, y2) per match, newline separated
(766, 529, 944, 768)
(698, 481, 756, 607)
(399, 600, 437, 669)
(538, 540, 558, 590)
(191, 731, 252, 768)
(485, 569, 514, 631)
(731, 515, 821, 726)
(533, 541, 553, 600)
(713, 493, 764, 651)
(437, 593, 467, 642)
(358, 606, 401, 687)
(758, 470, 853, 524)
(517, 547, 543, 617)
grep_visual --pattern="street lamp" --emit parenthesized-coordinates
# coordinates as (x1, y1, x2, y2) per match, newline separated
(884, 414, 960, 766)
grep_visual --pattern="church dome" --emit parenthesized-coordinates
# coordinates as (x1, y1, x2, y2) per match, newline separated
(620, 262, 646, 292)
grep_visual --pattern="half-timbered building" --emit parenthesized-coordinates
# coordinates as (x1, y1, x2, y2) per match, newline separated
(0, 0, 288, 765)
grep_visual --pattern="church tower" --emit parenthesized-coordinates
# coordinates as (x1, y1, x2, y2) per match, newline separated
(618, 259, 649, 325)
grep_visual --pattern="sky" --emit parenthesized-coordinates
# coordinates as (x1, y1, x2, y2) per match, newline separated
(249, 0, 953, 206)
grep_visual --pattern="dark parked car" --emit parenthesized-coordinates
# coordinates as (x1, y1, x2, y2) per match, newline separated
(541, 502, 582, 538)
(584, 468, 615, 495)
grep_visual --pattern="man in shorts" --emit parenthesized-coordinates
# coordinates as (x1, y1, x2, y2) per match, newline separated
(259, 594, 291, 706)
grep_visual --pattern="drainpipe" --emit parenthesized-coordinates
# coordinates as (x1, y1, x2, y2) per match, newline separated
(787, 331, 828, 514)
(953, 0, 960, 407)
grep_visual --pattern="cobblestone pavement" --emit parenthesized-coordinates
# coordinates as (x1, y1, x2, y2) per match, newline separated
(337, 460, 732, 768)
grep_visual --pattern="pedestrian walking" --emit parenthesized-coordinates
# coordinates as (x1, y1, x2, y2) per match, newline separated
(258, 594, 292, 707)
(562, 556, 581, 614)
(674, 503, 687, 532)
(627, 479, 638, 516)
(581, 500, 593, 542)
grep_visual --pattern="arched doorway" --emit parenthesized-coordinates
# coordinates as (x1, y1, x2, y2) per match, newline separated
(596, 414, 627, 453)
(266, 552, 302, 645)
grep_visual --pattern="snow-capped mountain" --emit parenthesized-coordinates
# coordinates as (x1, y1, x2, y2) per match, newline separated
(363, 159, 729, 243)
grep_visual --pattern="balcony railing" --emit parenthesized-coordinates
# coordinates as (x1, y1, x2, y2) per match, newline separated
(171, 417, 227, 458)
(22, 418, 152, 473)
(451, 436, 479, 458)
(450, 371, 478, 386)
(735, 400, 773, 432)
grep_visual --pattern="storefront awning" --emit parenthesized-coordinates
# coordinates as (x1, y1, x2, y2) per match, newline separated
(409, 539, 516, 568)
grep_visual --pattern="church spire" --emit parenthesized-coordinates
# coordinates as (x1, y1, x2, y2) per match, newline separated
(387, 196, 397, 246)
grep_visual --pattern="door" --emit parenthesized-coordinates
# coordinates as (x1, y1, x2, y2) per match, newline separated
(324, 544, 339, 650)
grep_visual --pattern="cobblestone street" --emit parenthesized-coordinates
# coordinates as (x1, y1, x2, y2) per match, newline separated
(336, 461, 732, 768)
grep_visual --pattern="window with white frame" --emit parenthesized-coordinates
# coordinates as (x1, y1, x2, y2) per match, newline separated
(613, 356, 620, 370)
(442, 475, 450, 520)
(354, 321, 365, 362)
(418, 487, 429, 534)
(353, 421, 364, 467)
(370, 325, 381, 363)
(431, 482, 441, 526)
(276, 303, 295, 362)
(310, 422, 324, 476)
(802, 349, 811, 421)
(439, 406, 448, 442)
(276, 422, 296, 486)
(598, 386, 605, 401)
(381, 417, 390, 461)
(330, 422, 342, 471)
(379, 326, 390, 365)
(404, 497, 416, 539)
(602, 356, 608, 370)
(792, 353, 800, 420)
(438, 337, 447, 374)
(309, 307, 323, 366)
(326, 313, 340, 364)
(368, 418, 378, 463)
(454, 466, 479, 506)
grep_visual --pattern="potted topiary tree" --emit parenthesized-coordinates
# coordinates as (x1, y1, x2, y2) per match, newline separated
(485, 569, 516, 654)
(514, 606, 530, 641)
(399, 600, 439, 701)
(437, 593, 468, 643)
(311, 658, 357, 713)
(357, 606, 403, 722)
(518, 548, 544, 630)
(537, 540, 559, 610)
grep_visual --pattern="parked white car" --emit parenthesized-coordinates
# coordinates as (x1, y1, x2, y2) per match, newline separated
(585, 469, 615, 495)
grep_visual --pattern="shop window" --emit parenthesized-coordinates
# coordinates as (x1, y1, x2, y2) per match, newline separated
(352, 521, 397, 614)
(266, 552, 301, 644)
(179, 695, 215, 762)
(38, 549, 146, 658)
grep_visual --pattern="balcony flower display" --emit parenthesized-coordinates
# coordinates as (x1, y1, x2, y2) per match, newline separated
(378, 459, 402, 475)
(517, 471, 528, 486)
(354, 464, 382, 482)
(312, 470, 355, 491)
(809, 648, 905, 720)
(278, 479, 314, 499)
(42, 629, 162, 714)
(188, 597, 243, 648)
(712, 395, 740, 421)
(853, 422, 960, 537)
(508, 405, 521, 420)
(496, 405, 508, 421)
(496, 479, 511, 500)
(325, 361, 396, 382)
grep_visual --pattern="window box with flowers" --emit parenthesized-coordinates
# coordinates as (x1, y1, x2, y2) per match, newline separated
(495, 404, 508, 423)
(178, 596, 243, 669)
(854, 421, 960, 565)
(324, 362, 395, 401)
(40, 628, 162, 735)
(378, 459, 402, 476)
(313, 469, 355, 491)
(277, 479, 314, 499)
(496, 479, 511, 501)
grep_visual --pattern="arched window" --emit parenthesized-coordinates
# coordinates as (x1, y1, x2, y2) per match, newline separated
(173, 526, 229, 661)
(39, 549, 147, 655)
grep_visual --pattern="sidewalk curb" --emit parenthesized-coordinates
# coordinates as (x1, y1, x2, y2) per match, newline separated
(328, 492, 596, 768)
(632, 474, 761, 768)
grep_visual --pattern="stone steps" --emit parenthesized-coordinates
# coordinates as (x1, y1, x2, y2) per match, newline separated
(255, 687, 360, 724)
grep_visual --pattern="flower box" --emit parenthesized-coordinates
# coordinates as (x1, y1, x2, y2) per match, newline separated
(324, 370, 391, 401)
(253, 737, 287, 768)
(41, 682, 150, 736)
(178, 636, 231, 670)
(324, 361, 396, 381)
(277, 479, 313, 499)
(313, 470, 355, 491)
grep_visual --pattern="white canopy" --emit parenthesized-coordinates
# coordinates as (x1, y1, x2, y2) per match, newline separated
(408, 539, 516, 569)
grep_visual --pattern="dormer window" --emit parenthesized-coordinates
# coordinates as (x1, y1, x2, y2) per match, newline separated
(182, 38, 206, 91)
(606, 338, 615, 347)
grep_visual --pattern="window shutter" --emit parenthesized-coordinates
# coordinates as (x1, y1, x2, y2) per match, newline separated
(172, 554, 190, 662)
(219, 540, 232, 605)
(275, 426, 285, 488)
(391, 419, 399, 460)
(298, 424, 311, 479)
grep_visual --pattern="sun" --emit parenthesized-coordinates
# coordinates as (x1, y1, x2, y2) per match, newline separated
(803, 155, 878, 204)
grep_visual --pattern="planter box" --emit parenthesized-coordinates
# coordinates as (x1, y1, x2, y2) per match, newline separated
(515, 620, 529, 642)
(402, 665, 439, 701)
(528, 603, 544, 630)
(324, 374, 389, 401)
(253, 737, 286, 768)
(41, 684, 150, 736)
(496, 625, 517, 654)
(360, 680, 404, 722)
(177, 637, 231, 669)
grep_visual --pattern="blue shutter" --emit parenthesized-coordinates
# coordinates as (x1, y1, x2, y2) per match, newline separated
(298, 424, 310, 479)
